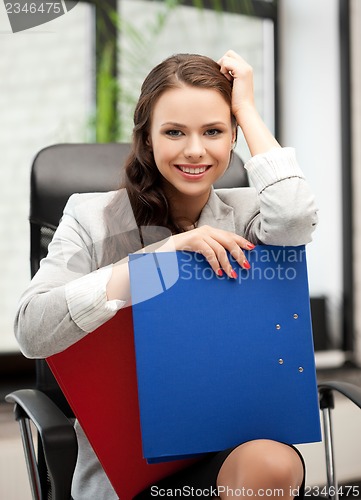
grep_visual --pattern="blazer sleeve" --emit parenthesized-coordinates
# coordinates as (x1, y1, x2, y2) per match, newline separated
(14, 195, 125, 359)
(244, 147, 318, 245)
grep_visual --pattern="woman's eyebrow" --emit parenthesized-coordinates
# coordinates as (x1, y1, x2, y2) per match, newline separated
(203, 122, 228, 127)
(160, 121, 227, 127)
(160, 122, 185, 127)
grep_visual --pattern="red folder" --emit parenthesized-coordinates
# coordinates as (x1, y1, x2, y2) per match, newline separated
(46, 307, 197, 499)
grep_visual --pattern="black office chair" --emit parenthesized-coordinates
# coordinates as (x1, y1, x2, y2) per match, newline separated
(5, 143, 361, 500)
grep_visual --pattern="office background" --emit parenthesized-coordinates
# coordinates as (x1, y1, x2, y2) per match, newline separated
(1, 0, 361, 498)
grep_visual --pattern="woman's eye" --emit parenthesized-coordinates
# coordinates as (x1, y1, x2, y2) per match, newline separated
(165, 130, 183, 137)
(205, 129, 222, 136)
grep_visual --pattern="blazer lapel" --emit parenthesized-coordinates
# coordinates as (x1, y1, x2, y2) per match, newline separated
(198, 188, 235, 233)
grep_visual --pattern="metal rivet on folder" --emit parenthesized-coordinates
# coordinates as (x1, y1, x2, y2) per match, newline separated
(298, 367, 304, 373)
(276, 324, 281, 330)
(293, 314, 299, 319)
(278, 358, 284, 365)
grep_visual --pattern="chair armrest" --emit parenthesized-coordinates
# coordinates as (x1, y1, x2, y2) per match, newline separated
(318, 380, 361, 410)
(6, 389, 77, 500)
(317, 380, 361, 494)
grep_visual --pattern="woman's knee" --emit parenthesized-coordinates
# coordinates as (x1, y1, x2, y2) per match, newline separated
(217, 439, 304, 490)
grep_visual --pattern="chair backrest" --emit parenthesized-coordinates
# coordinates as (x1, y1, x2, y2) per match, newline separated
(30, 143, 131, 274)
(30, 143, 249, 413)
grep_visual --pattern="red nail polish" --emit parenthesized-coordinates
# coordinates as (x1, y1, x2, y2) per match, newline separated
(231, 270, 238, 279)
(247, 242, 256, 250)
(217, 269, 223, 277)
(243, 260, 251, 269)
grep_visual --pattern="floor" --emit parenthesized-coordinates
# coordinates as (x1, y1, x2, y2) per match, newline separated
(0, 369, 36, 500)
(298, 364, 361, 488)
(1, 365, 361, 500)
(0, 399, 33, 500)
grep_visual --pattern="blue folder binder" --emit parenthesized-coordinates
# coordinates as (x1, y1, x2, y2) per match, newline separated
(129, 246, 321, 463)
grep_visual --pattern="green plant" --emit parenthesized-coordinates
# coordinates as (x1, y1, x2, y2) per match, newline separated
(96, 40, 120, 143)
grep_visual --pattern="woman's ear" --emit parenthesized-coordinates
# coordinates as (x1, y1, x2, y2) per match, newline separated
(231, 125, 237, 148)
(146, 136, 152, 148)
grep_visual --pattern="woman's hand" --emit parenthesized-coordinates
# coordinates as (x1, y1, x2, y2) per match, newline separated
(217, 49, 280, 155)
(217, 49, 255, 122)
(172, 225, 255, 278)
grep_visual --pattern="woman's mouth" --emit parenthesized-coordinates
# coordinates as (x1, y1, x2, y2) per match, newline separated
(176, 165, 210, 175)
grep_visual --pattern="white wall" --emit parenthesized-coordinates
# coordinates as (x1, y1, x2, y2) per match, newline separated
(350, 0, 361, 365)
(279, 0, 361, 485)
(0, 3, 94, 352)
(279, 0, 343, 347)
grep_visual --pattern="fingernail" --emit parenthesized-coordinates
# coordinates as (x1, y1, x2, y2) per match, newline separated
(243, 260, 251, 270)
(247, 242, 256, 249)
(217, 269, 223, 277)
(231, 270, 238, 279)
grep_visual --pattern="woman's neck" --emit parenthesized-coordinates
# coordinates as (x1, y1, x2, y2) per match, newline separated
(167, 189, 211, 230)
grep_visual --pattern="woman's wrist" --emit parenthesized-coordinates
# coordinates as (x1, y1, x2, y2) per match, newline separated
(106, 260, 131, 302)
(233, 101, 257, 126)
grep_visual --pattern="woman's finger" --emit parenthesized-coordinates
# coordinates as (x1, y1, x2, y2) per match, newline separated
(204, 237, 235, 278)
(173, 227, 255, 277)
(228, 244, 250, 270)
(195, 239, 224, 276)
(206, 230, 255, 272)
(207, 228, 254, 251)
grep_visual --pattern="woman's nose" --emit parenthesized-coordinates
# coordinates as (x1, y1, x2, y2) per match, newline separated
(184, 135, 206, 158)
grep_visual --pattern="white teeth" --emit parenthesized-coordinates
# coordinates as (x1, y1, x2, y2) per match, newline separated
(179, 166, 207, 174)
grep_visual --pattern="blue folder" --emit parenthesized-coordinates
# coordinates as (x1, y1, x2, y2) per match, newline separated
(129, 246, 321, 463)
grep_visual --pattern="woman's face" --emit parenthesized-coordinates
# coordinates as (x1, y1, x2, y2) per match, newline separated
(149, 85, 236, 204)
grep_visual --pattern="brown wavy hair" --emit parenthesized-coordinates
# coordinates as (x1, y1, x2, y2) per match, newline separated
(101, 53, 237, 266)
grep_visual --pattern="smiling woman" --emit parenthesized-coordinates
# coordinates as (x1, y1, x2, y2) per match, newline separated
(14, 50, 318, 499)
(149, 86, 236, 224)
